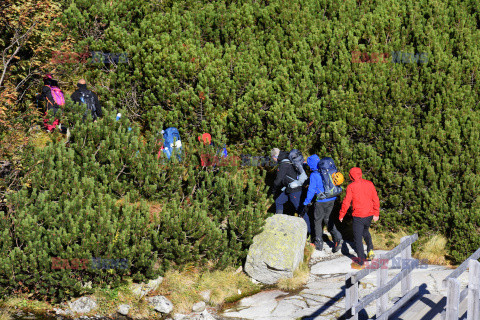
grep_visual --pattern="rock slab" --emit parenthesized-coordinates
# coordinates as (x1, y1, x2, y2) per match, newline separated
(147, 295, 174, 314)
(68, 296, 97, 314)
(117, 304, 131, 315)
(244, 214, 307, 284)
(129, 276, 164, 298)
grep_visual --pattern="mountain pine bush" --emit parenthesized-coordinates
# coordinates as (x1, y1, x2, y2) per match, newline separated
(2, 0, 480, 300)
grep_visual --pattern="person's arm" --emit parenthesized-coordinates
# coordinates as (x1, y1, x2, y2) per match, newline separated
(38, 86, 49, 101)
(339, 184, 353, 222)
(70, 91, 79, 104)
(303, 172, 320, 206)
(372, 183, 380, 220)
(94, 92, 102, 118)
(272, 162, 288, 194)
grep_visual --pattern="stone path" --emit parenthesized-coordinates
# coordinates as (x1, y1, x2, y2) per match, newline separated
(222, 241, 468, 320)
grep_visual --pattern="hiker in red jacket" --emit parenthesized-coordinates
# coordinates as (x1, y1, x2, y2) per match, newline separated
(339, 167, 380, 270)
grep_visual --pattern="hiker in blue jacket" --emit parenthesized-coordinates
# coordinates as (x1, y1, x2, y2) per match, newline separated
(302, 154, 343, 252)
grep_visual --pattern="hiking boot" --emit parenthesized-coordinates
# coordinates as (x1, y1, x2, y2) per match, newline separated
(366, 250, 375, 261)
(351, 262, 365, 270)
(315, 241, 323, 251)
(332, 240, 343, 253)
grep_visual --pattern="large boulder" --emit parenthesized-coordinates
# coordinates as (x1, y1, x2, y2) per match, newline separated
(147, 295, 174, 314)
(68, 296, 97, 314)
(129, 276, 164, 298)
(244, 214, 307, 284)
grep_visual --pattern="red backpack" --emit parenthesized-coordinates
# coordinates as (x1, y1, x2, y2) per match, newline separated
(46, 85, 65, 106)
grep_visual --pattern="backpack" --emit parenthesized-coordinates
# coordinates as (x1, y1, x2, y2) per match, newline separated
(162, 127, 182, 161)
(283, 149, 308, 189)
(46, 86, 65, 106)
(317, 157, 343, 200)
(79, 90, 97, 120)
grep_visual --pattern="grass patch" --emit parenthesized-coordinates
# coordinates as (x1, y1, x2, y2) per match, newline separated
(89, 282, 157, 319)
(371, 229, 410, 250)
(414, 234, 450, 266)
(0, 308, 12, 320)
(1, 296, 51, 313)
(371, 230, 452, 266)
(153, 265, 262, 314)
(276, 242, 315, 291)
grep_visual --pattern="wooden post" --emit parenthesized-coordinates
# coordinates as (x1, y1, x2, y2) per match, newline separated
(446, 278, 460, 320)
(345, 272, 359, 320)
(376, 259, 388, 317)
(401, 236, 412, 296)
(467, 259, 480, 320)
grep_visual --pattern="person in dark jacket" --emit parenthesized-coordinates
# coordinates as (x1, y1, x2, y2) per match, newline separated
(339, 167, 380, 270)
(303, 154, 343, 252)
(37, 74, 61, 132)
(71, 79, 102, 121)
(271, 148, 303, 216)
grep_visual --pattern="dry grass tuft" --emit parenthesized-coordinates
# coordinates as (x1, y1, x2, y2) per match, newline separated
(415, 234, 449, 265)
(0, 308, 12, 320)
(371, 229, 410, 250)
(371, 230, 450, 266)
(153, 266, 261, 313)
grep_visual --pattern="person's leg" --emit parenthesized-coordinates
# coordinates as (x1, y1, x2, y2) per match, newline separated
(302, 209, 311, 235)
(313, 202, 328, 250)
(325, 201, 342, 243)
(288, 191, 302, 214)
(363, 216, 374, 252)
(275, 191, 288, 214)
(352, 216, 366, 265)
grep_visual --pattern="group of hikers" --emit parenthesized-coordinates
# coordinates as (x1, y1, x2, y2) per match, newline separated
(270, 148, 380, 270)
(37, 74, 379, 270)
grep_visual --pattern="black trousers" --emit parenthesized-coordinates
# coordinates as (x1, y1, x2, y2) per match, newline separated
(352, 216, 374, 265)
(313, 200, 342, 246)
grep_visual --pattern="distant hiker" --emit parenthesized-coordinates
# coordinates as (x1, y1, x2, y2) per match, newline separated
(37, 74, 65, 132)
(115, 113, 132, 131)
(198, 133, 229, 167)
(339, 167, 380, 270)
(302, 155, 343, 252)
(71, 79, 102, 122)
(158, 127, 183, 161)
(270, 148, 307, 217)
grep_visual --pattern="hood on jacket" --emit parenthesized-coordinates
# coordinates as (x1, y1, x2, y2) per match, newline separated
(349, 167, 363, 181)
(77, 83, 88, 90)
(198, 133, 212, 145)
(277, 151, 289, 162)
(307, 155, 320, 171)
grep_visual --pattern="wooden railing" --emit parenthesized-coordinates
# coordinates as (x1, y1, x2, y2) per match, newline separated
(345, 234, 420, 320)
(441, 248, 480, 320)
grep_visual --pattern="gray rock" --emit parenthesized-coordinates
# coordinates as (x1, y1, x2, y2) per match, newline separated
(129, 276, 164, 298)
(199, 290, 211, 302)
(147, 295, 174, 314)
(117, 304, 130, 315)
(173, 313, 187, 320)
(68, 296, 97, 314)
(192, 301, 206, 313)
(200, 309, 216, 320)
(244, 214, 307, 284)
(54, 308, 73, 316)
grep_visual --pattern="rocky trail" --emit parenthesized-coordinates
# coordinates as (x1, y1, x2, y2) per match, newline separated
(221, 240, 466, 320)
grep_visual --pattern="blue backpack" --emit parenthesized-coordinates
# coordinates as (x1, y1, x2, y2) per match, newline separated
(162, 127, 183, 161)
(317, 157, 342, 199)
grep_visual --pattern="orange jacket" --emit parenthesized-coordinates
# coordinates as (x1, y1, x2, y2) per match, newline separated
(339, 167, 380, 220)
